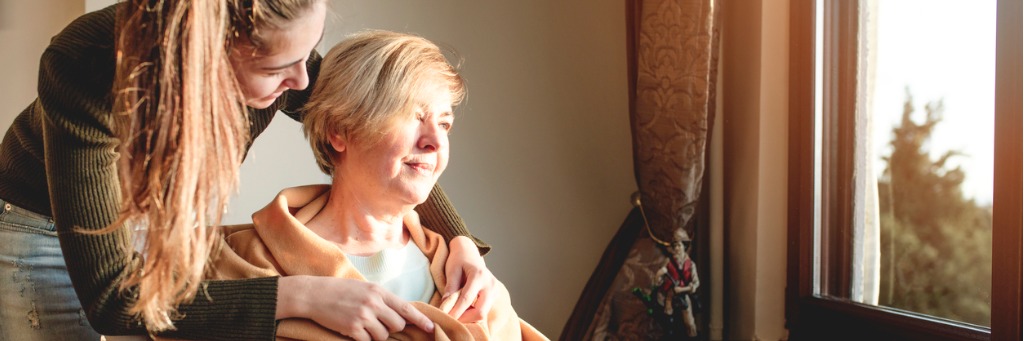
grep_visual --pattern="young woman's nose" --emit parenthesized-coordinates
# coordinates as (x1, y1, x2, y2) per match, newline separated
(283, 62, 310, 90)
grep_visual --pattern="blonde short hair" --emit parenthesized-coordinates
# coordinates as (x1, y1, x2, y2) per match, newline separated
(303, 30, 466, 175)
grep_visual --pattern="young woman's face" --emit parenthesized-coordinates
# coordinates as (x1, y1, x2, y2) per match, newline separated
(231, 2, 327, 109)
(334, 86, 455, 207)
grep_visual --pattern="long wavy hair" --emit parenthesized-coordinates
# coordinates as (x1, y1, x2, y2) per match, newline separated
(109, 0, 319, 331)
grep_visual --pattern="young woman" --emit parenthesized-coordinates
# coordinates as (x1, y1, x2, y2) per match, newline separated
(0, 1, 494, 340)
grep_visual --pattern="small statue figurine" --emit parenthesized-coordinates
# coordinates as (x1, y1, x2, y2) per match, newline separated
(657, 228, 699, 336)
(634, 228, 700, 339)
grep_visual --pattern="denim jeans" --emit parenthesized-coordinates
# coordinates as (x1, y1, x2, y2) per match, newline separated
(0, 198, 101, 340)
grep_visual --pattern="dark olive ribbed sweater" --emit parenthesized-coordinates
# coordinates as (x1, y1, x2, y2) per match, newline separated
(0, 4, 486, 340)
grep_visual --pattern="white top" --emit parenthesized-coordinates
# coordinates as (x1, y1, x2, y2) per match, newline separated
(346, 239, 435, 303)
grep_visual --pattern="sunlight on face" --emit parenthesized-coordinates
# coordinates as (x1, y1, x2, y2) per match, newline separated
(230, 2, 327, 109)
(337, 86, 455, 207)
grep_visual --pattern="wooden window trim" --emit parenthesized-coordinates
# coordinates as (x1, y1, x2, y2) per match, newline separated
(989, 0, 1023, 339)
(818, 0, 857, 298)
(785, 0, 1022, 340)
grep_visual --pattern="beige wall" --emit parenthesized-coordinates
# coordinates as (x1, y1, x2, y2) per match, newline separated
(4, 0, 634, 337)
(1, 0, 798, 339)
(720, 0, 790, 340)
(288, 2, 634, 336)
(0, 0, 84, 134)
(236, 1, 634, 336)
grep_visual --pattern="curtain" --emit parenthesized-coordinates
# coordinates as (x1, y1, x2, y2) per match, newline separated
(562, 0, 719, 340)
(852, 0, 880, 305)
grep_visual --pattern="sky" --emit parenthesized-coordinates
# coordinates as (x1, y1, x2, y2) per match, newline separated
(869, 0, 997, 204)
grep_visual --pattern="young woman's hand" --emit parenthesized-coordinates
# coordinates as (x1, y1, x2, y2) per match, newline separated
(442, 236, 497, 321)
(277, 276, 434, 341)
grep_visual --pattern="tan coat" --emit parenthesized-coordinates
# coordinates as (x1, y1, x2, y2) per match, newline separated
(209, 185, 548, 341)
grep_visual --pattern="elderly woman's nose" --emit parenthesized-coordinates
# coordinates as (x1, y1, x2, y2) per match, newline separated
(417, 125, 447, 151)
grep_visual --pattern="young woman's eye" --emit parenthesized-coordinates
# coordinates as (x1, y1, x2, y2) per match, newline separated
(439, 122, 452, 131)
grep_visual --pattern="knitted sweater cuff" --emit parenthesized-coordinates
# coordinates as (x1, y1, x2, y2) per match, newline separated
(159, 276, 279, 340)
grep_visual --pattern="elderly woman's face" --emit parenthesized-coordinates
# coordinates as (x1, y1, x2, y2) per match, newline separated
(335, 86, 454, 206)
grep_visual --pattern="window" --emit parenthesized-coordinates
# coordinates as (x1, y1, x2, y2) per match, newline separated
(786, 0, 1021, 340)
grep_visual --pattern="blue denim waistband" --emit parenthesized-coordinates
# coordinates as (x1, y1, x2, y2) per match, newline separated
(0, 198, 53, 223)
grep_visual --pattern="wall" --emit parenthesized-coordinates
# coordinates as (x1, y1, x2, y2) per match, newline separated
(304, 3, 634, 335)
(3, 0, 635, 337)
(720, 0, 790, 340)
(1, 0, 804, 339)
(0, 0, 83, 133)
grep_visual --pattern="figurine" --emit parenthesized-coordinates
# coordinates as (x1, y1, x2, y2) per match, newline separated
(634, 228, 700, 338)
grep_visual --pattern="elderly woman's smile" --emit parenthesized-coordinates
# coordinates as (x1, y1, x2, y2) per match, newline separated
(404, 159, 437, 175)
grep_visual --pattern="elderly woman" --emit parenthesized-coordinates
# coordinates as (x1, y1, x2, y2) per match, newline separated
(205, 30, 547, 341)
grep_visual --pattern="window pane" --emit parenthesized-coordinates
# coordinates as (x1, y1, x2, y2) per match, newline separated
(819, 0, 996, 328)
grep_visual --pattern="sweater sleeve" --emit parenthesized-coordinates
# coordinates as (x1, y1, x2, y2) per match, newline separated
(278, 50, 491, 255)
(38, 16, 277, 341)
(415, 185, 491, 255)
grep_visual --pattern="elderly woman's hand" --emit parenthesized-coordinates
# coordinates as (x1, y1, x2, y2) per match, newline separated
(442, 236, 497, 322)
(277, 276, 434, 341)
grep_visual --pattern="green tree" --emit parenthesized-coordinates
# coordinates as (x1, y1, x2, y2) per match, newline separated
(877, 90, 992, 326)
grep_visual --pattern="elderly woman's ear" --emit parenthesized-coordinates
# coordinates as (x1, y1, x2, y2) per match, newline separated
(327, 133, 347, 153)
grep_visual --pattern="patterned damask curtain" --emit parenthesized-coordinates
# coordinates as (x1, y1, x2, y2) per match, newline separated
(562, 0, 718, 339)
